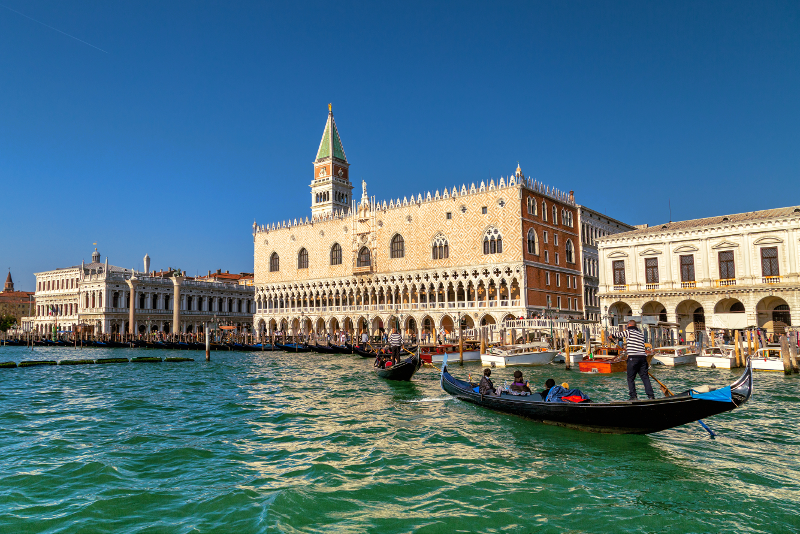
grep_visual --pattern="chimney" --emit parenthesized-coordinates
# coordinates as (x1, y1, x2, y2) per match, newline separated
(216, 269, 221, 275)
(225, 270, 229, 274)
(208, 270, 211, 276)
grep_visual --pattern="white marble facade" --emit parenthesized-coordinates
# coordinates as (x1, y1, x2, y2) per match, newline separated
(598, 206, 800, 337)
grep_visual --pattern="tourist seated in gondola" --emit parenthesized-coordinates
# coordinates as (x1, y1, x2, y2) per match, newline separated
(479, 368, 501, 396)
(540, 378, 556, 398)
(544, 381, 591, 403)
(509, 370, 532, 395)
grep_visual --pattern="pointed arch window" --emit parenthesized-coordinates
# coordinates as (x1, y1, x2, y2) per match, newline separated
(269, 252, 279, 272)
(526, 197, 537, 215)
(483, 227, 503, 255)
(432, 234, 449, 260)
(552, 205, 558, 224)
(565, 239, 575, 263)
(298, 248, 309, 269)
(330, 243, 342, 265)
(527, 229, 539, 255)
(357, 246, 371, 267)
(542, 201, 547, 221)
(391, 234, 405, 259)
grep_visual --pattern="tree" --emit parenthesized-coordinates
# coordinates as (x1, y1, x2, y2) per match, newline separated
(0, 314, 16, 332)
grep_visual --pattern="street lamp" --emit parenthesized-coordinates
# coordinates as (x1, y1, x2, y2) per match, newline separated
(544, 305, 555, 347)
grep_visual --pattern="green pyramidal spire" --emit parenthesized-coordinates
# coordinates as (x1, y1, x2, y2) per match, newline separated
(315, 104, 348, 163)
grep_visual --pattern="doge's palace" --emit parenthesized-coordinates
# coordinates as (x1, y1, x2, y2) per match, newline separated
(252, 107, 585, 339)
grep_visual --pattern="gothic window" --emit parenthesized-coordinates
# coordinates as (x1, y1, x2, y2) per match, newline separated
(680, 255, 695, 282)
(483, 227, 502, 255)
(565, 240, 575, 263)
(432, 234, 449, 260)
(718, 251, 735, 280)
(270, 252, 279, 272)
(330, 243, 342, 265)
(542, 201, 547, 221)
(526, 197, 537, 215)
(357, 246, 371, 267)
(391, 234, 405, 259)
(645, 258, 659, 284)
(613, 260, 626, 285)
(298, 248, 309, 269)
(552, 205, 558, 224)
(526, 229, 539, 255)
(761, 247, 779, 277)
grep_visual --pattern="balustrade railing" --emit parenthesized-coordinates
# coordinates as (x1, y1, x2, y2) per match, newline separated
(680, 281, 696, 289)
(613, 284, 628, 291)
(762, 276, 781, 284)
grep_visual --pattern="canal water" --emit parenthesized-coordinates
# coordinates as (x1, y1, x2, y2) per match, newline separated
(0, 347, 797, 533)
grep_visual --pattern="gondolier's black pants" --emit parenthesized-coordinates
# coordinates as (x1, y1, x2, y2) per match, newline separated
(627, 356, 655, 400)
(391, 345, 400, 362)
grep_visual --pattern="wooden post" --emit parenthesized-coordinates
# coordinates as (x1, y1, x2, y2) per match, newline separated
(459, 319, 464, 366)
(781, 335, 792, 375)
(205, 323, 210, 361)
(735, 330, 743, 368)
(565, 329, 571, 370)
(480, 327, 486, 355)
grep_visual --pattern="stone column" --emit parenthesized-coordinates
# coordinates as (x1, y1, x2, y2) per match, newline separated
(125, 276, 138, 335)
(172, 276, 184, 337)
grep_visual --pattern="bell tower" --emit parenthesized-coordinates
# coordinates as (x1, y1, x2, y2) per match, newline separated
(311, 104, 353, 217)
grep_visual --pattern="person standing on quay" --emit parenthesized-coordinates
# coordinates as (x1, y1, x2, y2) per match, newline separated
(609, 320, 655, 400)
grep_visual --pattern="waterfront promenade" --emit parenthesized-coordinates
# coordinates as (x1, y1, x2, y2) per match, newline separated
(0, 346, 797, 532)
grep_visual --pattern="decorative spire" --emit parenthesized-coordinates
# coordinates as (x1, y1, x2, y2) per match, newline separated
(315, 104, 348, 163)
(3, 270, 13, 292)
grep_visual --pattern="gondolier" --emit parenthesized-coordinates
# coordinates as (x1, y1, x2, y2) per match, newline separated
(608, 320, 655, 400)
(388, 327, 403, 364)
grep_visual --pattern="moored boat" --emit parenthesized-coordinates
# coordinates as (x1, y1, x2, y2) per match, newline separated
(577, 346, 627, 373)
(440, 354, 753, 434)
(553, 344, 587, 364)
(751, 348, 784, 371)
(696, 346, 736, 369)
(481, 342, 556, 368)
(652, 346, 698, 366)
(420, 343, 481, 363)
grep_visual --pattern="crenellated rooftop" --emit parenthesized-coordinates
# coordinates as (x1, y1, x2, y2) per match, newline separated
(254, 173, 576, 236)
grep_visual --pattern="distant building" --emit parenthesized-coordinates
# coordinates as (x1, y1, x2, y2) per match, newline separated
(0, 271, 34, 328)
(598, 206, 800, 338)
(26, 249, 255, 335)
(576, 207, 637, 321)
(195, 269, 254, 286)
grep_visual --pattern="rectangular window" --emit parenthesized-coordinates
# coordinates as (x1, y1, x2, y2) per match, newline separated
(761, 247, 779, 277)
(545, 272, 550, 285)
(613, 260, 625, 285)
(718, 251, 735, 280)
(481, 206, 487, 215)
(680, 255, 695, 282)
(446, 212, 452, 220)
(555, 252, 560, 265)
(543, 231, 548, 244)
(556, 273, 560, 287)
(645, 258, 659, 284)
(557, 296, 562, 308)
(544, 251, 549, 263)
(554, 234, 558, 246)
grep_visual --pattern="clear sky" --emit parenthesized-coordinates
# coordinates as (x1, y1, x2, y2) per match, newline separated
(1, 1, 798, 291)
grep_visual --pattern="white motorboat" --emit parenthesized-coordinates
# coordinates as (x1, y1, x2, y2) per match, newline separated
(482, 343, 557, 368)
(752, 348, 784, 372)
(553, 344, 586, 364)
(429, 349, 481, 363)
(696, 346, 736, 369)
(651, 346, 698, 366)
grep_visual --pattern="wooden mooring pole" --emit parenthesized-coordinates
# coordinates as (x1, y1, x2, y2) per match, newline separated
(205, 323, 211, 361)
(564, 329, 571, 370)
(788, 329, 799, 373)
(780, 334, 792, 375)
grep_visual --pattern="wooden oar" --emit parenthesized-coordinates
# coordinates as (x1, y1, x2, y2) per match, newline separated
(649, 370, 716, 438)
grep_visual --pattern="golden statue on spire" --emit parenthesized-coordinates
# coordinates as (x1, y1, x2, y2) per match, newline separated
(329, 103, 332, 112)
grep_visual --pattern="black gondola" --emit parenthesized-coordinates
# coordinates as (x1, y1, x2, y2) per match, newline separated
(440, 355, 753, 435)
(311, 344, 341, 354)
(274, 342, 313, 353)
(352, 344, 379, 358)
(374, 351, 422, 381)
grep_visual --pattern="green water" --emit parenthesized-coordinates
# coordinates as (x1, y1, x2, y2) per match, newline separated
(0, 347, 797, 533)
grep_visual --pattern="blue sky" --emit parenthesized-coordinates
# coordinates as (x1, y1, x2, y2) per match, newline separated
(1, 1, 798, 291)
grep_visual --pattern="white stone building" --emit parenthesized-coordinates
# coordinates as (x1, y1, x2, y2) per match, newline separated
(577, 206, 636, 321)
(598, 206, 800, 338)
(27, 249, 255, 335)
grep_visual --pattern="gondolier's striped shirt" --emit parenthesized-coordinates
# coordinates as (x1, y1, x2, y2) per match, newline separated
(388, 332, 403, 347)
(609, 326, 647, 357)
